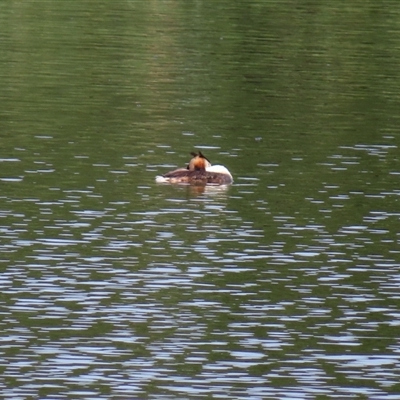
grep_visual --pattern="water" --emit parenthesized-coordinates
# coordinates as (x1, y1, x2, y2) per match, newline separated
(1, 1, 400, 399)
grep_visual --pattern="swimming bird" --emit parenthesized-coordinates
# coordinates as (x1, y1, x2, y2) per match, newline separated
(156, 151, 233, 185)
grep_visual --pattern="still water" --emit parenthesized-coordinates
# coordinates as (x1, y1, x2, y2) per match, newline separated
(1, 1, 400, 399)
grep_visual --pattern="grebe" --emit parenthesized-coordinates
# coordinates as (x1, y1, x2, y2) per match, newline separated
(156, 151, 233, 185)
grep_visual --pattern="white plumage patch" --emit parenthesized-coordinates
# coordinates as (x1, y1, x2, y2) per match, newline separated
(155, 175, 169, 183)
(206, 165, 233, 180)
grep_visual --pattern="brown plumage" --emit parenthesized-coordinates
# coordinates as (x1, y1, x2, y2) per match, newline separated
(187, 151, 211, 170)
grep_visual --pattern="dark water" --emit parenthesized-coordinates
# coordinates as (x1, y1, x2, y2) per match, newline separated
(1, 1, 400, 399)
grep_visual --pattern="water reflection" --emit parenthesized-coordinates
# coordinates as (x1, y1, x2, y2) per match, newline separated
(3, 171, 400, 400)
(156, 182, 231, 197)
(2, 166, 400, 398)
